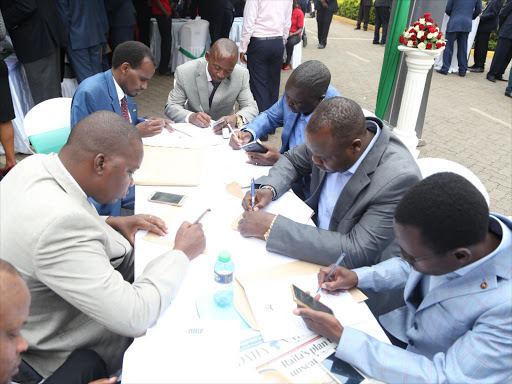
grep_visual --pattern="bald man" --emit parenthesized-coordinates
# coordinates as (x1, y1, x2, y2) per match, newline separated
(0, 111, 206, 379)
(165, 38, 258, 131)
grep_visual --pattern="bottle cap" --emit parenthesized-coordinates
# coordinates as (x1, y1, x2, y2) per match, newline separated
(218, 250, 231, 262)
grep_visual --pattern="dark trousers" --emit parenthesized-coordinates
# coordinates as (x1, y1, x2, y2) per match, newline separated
(285, 35, 301, 65)
(14, 350, 108, 384)
(247, 38, 284, 113)
(67, 44, 102, 84)
(374, 6, 390, 43)
(204, 14, 223, 44)
(473, 26, 493, 68)
(357, 2, 371, 29)
(23, 48, 62, 105)
(316, 7, 335, 45)
(155, 15, 173, 73)
(442, 31, 469, 74)
(220, 8, 235, 39)
(488, 37, 512, 79)
(134, 2, 152, 47)
(111, 25, 136, 52)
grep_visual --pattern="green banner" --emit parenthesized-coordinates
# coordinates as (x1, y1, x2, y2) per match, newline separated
(375, 0, 412, 119)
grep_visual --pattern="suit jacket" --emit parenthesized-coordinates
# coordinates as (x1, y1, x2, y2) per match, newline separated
(478, 0, 504, 31)
(256, 117, 421, 269)
(445, 0, 482, 32)
(498, 0, 512, 38)
(244, 85, 341, 153)
(0, 0, 66, 63)
(336, 214, 512, 383)
(55, 0, 107, 50)
(315, 0, 338, 13)
(0, 154, 190, 378)
(71, 69, 138, 127)
(374, 0, 391, 7)
(105, 0, 135, 27)
(165, 57, 259, 122)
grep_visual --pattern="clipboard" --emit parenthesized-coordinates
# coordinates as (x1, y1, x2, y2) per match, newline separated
(234, 260, 368, 331)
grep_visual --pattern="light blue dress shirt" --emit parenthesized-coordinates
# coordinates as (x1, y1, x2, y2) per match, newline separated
(317, 121, 381, 230)
(288, 112, 312, 150)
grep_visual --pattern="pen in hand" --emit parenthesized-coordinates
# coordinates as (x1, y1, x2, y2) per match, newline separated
(193, 208, 211, 224)
(251, 178, 255, 209)
(226, 120, 241, 146)
(315, 252, 346, 295)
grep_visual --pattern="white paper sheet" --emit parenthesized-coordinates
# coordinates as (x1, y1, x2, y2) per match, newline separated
(142, 123, 225, 148)
(262, 191, 315, 224)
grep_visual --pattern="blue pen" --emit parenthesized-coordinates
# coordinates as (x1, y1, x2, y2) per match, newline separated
(316, 252, 346, 295)
(251, 178, 255, 209)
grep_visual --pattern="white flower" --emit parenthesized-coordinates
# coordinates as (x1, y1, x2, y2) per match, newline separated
(404, 32, 410, 38)
(407, 40, 414, 47)
(435, 27, 440, 32)
(419, 18, 425, 24)
(426, 22, 433, 26)
(415, 25, 420, 32)
(427, 33, 433, 39)
(418, 42, 426, 50)
(417, 31, 424, 38)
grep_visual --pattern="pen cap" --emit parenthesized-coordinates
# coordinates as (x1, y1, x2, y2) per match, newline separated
(217, 250, 231, 262)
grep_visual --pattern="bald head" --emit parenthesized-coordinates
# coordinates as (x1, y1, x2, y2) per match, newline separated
(210, 38, 239, 59)
(307, 97, 366, 144)
(64, 111, 142, 162)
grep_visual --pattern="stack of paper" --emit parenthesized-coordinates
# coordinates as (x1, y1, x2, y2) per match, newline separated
(142, 123, 225, 149)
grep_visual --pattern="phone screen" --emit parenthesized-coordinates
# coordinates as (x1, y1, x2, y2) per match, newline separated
(319, 353, 365, 384)
(150, 192, 184, 204)
(291, 285, 333, 314)
(242, 141, 268, 153)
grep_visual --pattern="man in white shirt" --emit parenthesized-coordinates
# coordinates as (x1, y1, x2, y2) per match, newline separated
(240, 0, 293, 114)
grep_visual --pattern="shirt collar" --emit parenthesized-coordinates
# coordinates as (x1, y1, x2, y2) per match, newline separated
(112, 73, 126, 102)
(345, 120, 381, 176)
(54, 154, 87, 199)
(206, 62, 212, 83)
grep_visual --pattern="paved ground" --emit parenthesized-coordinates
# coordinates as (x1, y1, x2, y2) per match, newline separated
(4, 17, 510, 214)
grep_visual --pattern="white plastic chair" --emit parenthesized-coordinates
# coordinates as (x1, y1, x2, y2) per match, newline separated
(416, 158, 491, 207)
(176, 19, 210, 69)
(24, 97, 72, 154)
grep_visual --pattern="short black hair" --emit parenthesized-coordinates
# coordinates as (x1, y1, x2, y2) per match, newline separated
(306, 97, 366, 143)
(288, 60, 331, 98)
(395, 172, 489, 254)
(65, 111, 141, 160)
(112, 40, 155, 69)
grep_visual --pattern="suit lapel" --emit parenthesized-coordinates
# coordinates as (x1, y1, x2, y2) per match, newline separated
(127, 98, 138, 124)
(211, 76, 230, 113)
(281, 113, 300, 152)
(196, 63, 210, 114)
(404, 270, 425, 312)
(105, 70, 122, 115)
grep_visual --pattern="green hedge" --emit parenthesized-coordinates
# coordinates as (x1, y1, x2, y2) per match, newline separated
(336, 0, 497, 51)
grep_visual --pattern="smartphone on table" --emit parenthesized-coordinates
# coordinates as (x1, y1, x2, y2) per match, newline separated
(291, 284, 333, 314)
(241, 139, 268, 154)
(147, 191, 186, 207)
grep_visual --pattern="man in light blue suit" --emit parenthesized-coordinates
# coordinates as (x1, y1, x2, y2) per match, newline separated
(295, 172, 512, 383)
(437, 0, 482, 76)
(71, 41, 173, 216)
(230, 60, 341, 198)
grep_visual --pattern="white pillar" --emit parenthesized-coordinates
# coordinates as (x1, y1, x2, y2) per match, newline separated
(393, 46, 445, 158)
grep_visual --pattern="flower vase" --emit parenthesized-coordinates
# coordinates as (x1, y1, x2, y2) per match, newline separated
(393, 45, 445, 158)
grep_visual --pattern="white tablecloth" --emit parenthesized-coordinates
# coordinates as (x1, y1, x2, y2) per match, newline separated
(150, 17, 244, 72)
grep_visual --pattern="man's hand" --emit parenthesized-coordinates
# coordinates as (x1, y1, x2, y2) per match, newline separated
(246, 143, 281, 166)
(230, 131, 252, 149)
(318, 265, 359, 295)
(106, 214, 168, 245)
(89, 377, 117, 384)
(136, 120, 167, 137)
(173, 221, 206, 260)
(189, 112, 212, 127)
(242, 189, 273, 211)
(146, 116, 174, 132)
(321, 0, 328, 7)
(293, 307, 344, 341)
(213, 115, 237, 134)
(240, 52, 247, 64)
(237, 211, 275, 237)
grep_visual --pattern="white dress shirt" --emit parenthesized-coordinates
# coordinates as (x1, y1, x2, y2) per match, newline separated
(240, 0, 293, 52)
(317, 121, 381, 230)
(112, 74, 131, 123)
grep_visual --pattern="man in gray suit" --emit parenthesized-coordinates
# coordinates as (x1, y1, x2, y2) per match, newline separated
(238, 97, 421, 316)
(0, 111, 206, 379)
(165, 38, 258, 131)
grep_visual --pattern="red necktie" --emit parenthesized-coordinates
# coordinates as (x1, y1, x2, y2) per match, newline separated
(121, 96, 130, 122)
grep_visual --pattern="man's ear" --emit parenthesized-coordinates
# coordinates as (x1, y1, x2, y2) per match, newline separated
(453, 248, 472, 265)
(205, 51, 210, 62)
(350, 139, 362, 153)
(120, 62, 131, 75)
(93, 154, 106, 176)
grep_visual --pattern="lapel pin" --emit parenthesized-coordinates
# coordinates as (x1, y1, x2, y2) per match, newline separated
(133, 109, 136, 112)
(480, 282, 487, 289)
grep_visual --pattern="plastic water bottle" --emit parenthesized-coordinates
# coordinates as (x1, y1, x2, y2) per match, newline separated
(213, 251, 234, 307)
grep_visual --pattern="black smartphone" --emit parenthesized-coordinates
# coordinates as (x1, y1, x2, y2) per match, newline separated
(241, 139, 268, 154)
(317, 353, 365, 384)
(291, 284, 333, 314)
(147, 191, 186, 206)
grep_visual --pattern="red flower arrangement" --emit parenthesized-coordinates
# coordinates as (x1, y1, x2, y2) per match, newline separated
(398, 13, 446, 50)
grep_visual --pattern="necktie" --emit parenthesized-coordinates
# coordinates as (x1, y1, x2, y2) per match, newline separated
(209, 81, 221, 107)
(120, 96, 130, 122)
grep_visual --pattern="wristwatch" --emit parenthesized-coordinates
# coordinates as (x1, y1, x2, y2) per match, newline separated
(236, 114, 245, 129)
(264, 215, 278, 241)
(260, 185, 277, 200)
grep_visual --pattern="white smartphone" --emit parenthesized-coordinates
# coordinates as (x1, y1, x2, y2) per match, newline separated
(147, 191, 186, 206)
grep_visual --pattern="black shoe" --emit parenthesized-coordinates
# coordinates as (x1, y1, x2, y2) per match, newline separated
(505, 92, 512, 98)
(380, 40, 386, 45)
(303, 35, 308, 47)
(260, 134, 269, 141)
(436, 69, 448, 75)
(372, 40, 379, 44)
(487, 74, 496, 82)
(363, 27, 368, 31)
(354, 26, 361, 30)
(497, 77, 508, 82)
(468, 64, 477, 69)
(469, 67, 484, 73)
(458, 72, 466, 77)
(318, 43, 325, 49)
(308, 13, 315, 18)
